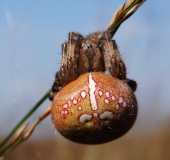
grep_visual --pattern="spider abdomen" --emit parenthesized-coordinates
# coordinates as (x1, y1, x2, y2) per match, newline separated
(51, 72, 137, 144)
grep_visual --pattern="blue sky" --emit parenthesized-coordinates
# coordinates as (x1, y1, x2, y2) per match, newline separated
(0, 0, 170, 139)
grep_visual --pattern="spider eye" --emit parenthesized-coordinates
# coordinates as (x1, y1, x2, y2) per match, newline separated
(51, 72, 137, 144)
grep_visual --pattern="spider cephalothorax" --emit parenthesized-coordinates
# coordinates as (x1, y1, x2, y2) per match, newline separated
(49, 31, 136, 101)
(50, 31, 137, 144)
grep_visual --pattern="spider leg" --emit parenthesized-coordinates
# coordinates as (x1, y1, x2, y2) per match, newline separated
(49, 42, 68, 101)
(49, 32, 83, 101)
(60, 43, 68, 84)
(101, 31, 126, 78)
(49, 71, 61, 101)
(101, 31, 137, 92)
(66, 32, 82, 82)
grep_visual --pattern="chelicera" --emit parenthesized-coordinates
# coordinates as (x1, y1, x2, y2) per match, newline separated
(50, 30, 138, 144)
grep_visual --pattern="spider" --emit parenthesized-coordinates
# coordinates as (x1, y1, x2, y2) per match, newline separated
(47, 0, 147, 145)
(50, 31, 138, 144)
(0, 1, 146, 157)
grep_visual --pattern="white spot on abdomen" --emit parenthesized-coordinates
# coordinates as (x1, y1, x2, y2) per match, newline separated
(78, 106, 82, 111)
(61, 111, 65, 114)
(112, 95, 116, 101)
(116, 104, 120, 110)
(98, 90, 103, 96)
(88, 74, 98, 111)
(73, 99, 77, 105)
(119, 97, 124, 103)
(104, 98, 110, 104)
(106, 92, 110, 97)
(61, 110, 68, 115)
(68, 100, 71, 106)
(79, 114, 92, 123)
(81, 91, 86, 99)
(93, 112, 98, 117)
(123, 101, 127, 107)
(63, 103, 68, 108)
(100, 111, 114, 120)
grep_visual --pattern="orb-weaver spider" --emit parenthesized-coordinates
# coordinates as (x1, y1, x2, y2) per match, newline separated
(48, 0, 147, 144)
(0, 0, 146, 157)
(50, 31, 138, 144)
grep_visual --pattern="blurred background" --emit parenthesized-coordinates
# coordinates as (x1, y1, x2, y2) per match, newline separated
(0, 0, 170, 159)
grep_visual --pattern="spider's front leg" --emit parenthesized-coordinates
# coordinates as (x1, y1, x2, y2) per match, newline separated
(49, 32, 83, 101)
(101, 31, 126, 78)
(66, 32, 83, 82)
(101, 31, 137, 91)
(49, 71, 61, 101)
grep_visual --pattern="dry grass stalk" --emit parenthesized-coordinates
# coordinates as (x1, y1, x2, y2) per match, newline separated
(0, 107, 51, 157)
(107, 0, 146, 37)
(0, 123, 29, 157)
(39, 106, 51, 120)
(125, 0, 136, 9)
(23, 121, 39, 140)
(23, 106, 51, 140)
(12, 123, 29, 143)
(108, 2, 126, 28)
